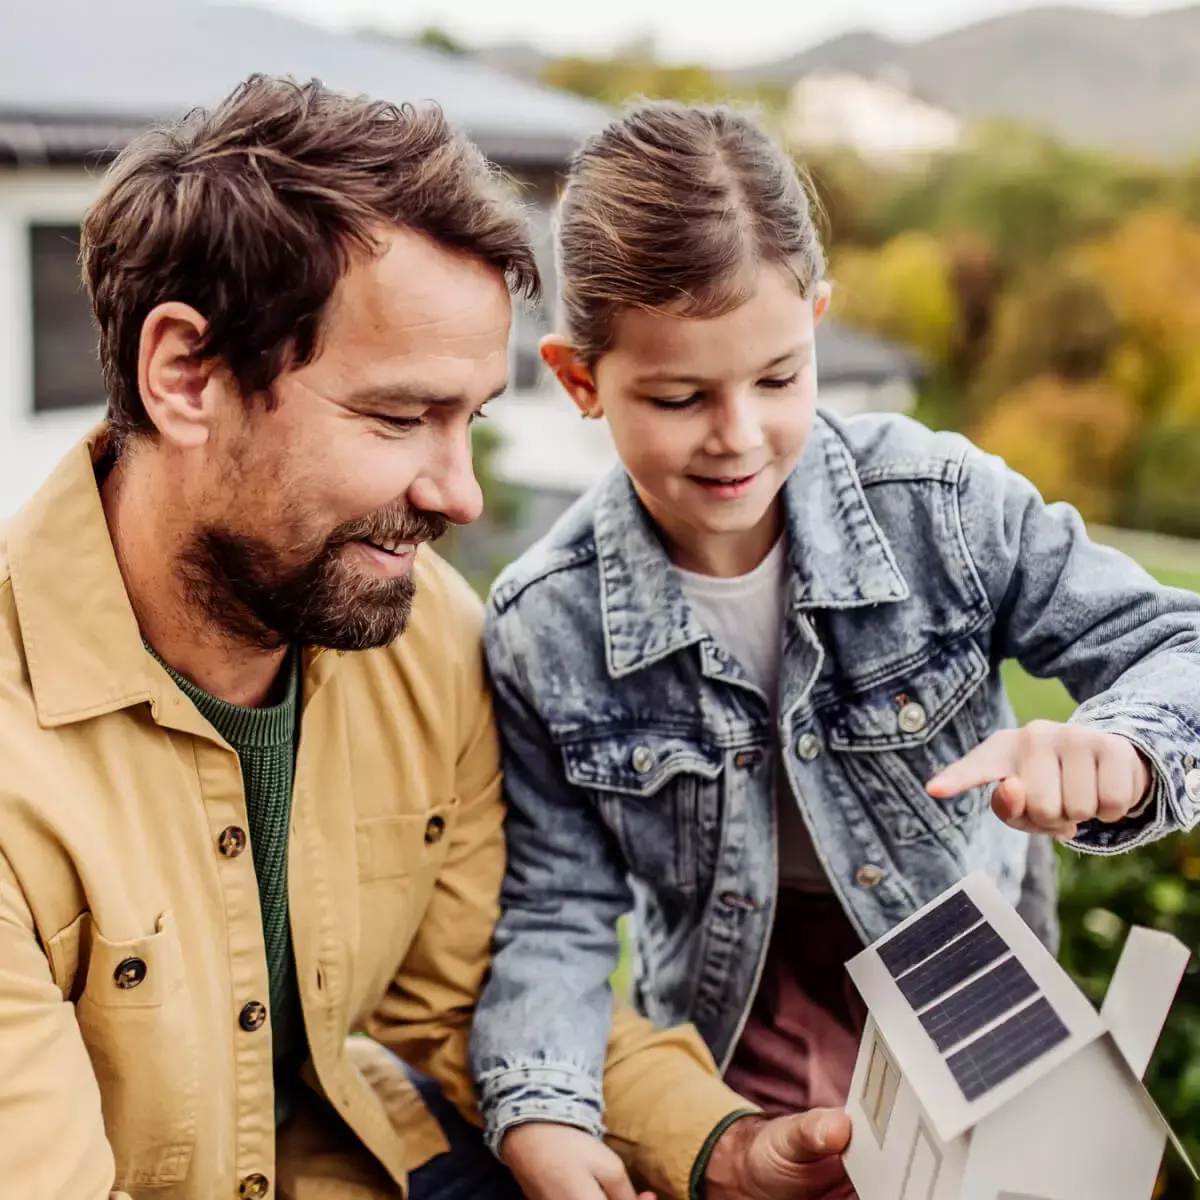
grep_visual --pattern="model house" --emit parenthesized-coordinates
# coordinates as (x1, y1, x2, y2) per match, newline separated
(843, 871, 1194, 1200)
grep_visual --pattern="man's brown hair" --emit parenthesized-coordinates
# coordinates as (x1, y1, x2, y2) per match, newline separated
(81, 74, 540, 447)
(554, 100, 825, 363)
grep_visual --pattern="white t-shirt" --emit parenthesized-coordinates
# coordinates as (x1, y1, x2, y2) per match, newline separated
(675, 540, 830, 892)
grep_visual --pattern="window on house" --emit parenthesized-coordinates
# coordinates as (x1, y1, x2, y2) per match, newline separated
(900, 1123, 941, 1200)
(862, 1030, 901, 1143)
(29, 222, 104, 413)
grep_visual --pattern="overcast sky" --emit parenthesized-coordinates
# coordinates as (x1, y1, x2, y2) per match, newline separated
(235, 0, 1183, 67)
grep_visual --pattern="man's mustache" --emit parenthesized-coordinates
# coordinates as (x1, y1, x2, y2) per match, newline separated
(330, 506, 449, 548)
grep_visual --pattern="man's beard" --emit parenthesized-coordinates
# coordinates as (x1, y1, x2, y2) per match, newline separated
(180, 504, 449, 652)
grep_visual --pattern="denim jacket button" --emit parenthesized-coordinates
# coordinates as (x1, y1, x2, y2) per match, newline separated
(897, 701, 928, 734)
(630, 745, 655, 774)
(1185, 768, 1200, 803)
(796, 732, 822, 761)
(855, 863, 885, 888)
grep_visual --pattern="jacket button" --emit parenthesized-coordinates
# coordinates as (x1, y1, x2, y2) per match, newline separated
(796, 732, 821, 761)
(1183, 755, 1196, 770)
(1186, 769, 1200, 803)
(113, 957, 147, 989)
(239, 1174, 269, 1198)
(856, 864, 885, 888)
(424, 815, 445, 845)
(239, 1001, 267, 1032)
(897, 701, 928, 734)
(630, 745, 655, 774)
(217, 825, 248, 858)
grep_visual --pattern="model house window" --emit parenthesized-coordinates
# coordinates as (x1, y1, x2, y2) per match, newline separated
(29, 222, 103, 413)
(901, 1123, 941, 1200)
(863, 1030, 901, 1142)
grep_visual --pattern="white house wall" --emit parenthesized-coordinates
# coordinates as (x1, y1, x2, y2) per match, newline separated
(844, 1017, 968, 1200)
(0, 168, 105, 518)
(959, 1040, 1165, 1200)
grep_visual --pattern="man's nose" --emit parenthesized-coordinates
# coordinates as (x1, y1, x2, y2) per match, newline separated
(407, 433, 485, 527)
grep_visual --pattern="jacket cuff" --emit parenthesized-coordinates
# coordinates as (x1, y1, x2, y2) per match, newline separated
(477, 1062, 605, 1155)
(1067, 703, 1200, 853)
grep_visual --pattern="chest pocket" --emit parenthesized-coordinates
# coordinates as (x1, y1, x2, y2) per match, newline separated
(561, 731, 724, 893)
(351, 800, 459, 1020)
(821, 640, 991, 848)
(61, 909, 198, 1188)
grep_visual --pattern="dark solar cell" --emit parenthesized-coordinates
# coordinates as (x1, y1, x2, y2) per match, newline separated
(945, 997, 1070, 1102)
(919, 955, 1038, 1051)
(878, 890, 983, 977)
(897, 922, 1008, 1010)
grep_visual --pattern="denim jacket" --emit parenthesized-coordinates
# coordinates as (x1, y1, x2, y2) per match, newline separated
(470, 411, 1200, 1151)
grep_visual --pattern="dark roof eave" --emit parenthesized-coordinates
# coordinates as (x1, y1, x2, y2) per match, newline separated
(0, 115, 581, 170)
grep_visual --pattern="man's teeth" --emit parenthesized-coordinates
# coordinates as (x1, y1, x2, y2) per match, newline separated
(367, 538, 415, 554)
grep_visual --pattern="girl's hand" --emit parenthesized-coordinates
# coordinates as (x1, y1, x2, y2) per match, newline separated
(926, 721, 1152, 840)
(501, 1123, 655, 1200)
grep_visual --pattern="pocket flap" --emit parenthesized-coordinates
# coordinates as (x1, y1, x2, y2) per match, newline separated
(356, 799, 459, 882)
(561, 731, 723, 796)
(79, 910, 182, 1009)
(824, 641, 989, 752)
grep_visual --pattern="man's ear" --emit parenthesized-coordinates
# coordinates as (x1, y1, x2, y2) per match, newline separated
(137, 302, 223, 449)
(813, 280, 833, 325)
(540, 336, 603, 418)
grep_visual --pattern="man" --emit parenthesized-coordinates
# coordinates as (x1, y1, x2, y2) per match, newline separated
(0, 75, 853, 1200)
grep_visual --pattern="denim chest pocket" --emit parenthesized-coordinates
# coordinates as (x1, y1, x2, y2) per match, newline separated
(561, 731, 724, 893)
(822, 640, 991, 847)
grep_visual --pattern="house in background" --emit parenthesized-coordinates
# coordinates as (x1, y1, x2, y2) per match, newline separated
(843, 871, 1193, 1200)
(0, 0, 608, 517)
(784, 70, 963, 166)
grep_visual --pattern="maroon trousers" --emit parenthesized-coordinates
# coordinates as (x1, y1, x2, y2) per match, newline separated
(724, 890, 868, 1116)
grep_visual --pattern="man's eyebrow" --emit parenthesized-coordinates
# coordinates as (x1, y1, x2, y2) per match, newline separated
(633, 344, 811, 385)
(344, 382, 509, 409)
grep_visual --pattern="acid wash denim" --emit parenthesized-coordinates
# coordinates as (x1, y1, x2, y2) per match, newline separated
(470, 410, 1200, 1151)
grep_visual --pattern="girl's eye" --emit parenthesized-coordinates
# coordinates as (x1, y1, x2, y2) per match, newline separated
(646, 393, 701, 410)
(468, 408, 490, 425)
(759, 372, 800, 390)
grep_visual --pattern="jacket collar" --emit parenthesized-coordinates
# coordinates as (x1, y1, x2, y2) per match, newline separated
(592, 412, 910, 679)
(6, 427, 337, 731)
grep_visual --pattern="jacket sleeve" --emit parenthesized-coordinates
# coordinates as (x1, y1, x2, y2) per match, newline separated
(957, 442, 1200, 852)
(469, 597, 632, 1147)
(0, 851, 130, 1199)
(469, 600, 751, 1191)
(364, 589, 507, 1122)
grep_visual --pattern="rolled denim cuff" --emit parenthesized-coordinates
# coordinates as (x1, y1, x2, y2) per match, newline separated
(1067, 702, 1199, 854)
(477, 1061, 606, 1156)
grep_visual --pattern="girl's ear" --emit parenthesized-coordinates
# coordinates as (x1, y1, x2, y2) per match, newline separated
(540, 336, 603, 418)
(813, 280, 833, 325)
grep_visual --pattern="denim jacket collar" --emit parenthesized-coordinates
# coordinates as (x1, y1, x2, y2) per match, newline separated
(592, 413, 910, 678)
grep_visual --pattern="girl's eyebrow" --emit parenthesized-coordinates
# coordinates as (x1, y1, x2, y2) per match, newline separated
(633, 343, 810, 386)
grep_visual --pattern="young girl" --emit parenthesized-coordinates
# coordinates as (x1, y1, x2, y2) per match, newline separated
(470, 101, 1200, 1199)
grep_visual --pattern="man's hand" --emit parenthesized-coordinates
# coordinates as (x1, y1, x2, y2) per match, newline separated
(926, 721, 1152, 840)
(501, 1122, 655, 1200)
(704, 1110, 855, 1200)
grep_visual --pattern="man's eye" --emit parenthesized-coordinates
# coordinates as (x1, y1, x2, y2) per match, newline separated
(372, 414, 420, 431)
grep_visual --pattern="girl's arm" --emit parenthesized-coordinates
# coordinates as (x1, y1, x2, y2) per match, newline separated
(951, 442, 1200, 852)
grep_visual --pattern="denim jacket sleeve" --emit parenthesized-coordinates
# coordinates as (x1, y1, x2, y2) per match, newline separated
(957, 443, 1200, 852)
(468, 595, 634, 1151)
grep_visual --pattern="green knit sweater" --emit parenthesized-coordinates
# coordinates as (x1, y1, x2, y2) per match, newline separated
(152, 648, 304, 1122)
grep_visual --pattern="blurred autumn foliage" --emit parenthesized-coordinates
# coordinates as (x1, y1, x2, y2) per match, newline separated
(806, 129, 1200, 543)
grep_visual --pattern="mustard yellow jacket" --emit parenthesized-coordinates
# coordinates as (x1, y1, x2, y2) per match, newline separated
(0, 432, 747, 1200)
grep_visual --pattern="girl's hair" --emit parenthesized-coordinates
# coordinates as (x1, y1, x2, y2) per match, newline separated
(555, 99, 826, 364)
